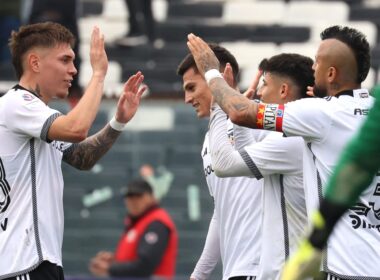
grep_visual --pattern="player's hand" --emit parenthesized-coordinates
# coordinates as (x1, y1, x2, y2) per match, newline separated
(89, 26, 108, 79)
(281, 240, 323, 280)
(114, 71, 146, 124)
(243, 70, 263, 99)
(306, 86, 315, 97)
(187, 33, 220, 76)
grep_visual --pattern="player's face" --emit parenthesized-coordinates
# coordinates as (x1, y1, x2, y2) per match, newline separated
(312, 41, 330, 98)
(182, 67, 212, 118)
(125, 194, 150, 217)
(37, 43, 77, 101)
(257, 72, 283, 104)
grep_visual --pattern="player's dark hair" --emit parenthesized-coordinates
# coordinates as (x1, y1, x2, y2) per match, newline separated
(259, 53, 314, 99)
(320, 25, 370, 84)
(177, 43, 239, 83)
(9, 21, 75, 79)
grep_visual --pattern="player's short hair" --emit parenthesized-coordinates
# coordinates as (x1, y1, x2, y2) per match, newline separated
(177, 43, 240, 83)
(259, 53, 314, 99)
(8, 21, 75, 79)
(320, 25, 370, 84)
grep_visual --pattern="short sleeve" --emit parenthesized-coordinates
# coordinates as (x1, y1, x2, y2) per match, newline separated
(4, 91, 61, 142)
(240, 132, 303, 176)
(282, 98, 331, 142)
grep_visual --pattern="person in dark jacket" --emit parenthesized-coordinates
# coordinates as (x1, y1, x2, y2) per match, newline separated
(89, 180, 178, 279)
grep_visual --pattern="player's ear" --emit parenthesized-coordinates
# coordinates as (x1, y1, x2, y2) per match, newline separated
(280, 83, 289, 100)
(327, 66, 337, 83)
(28, 53, 40, 73)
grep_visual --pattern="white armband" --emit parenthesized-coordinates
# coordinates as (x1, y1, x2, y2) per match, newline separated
(205, 69, 223, 85)
(109, 117, 126, 131)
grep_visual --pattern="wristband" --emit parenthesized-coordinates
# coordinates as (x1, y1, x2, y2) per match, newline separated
(205, 69, 223, 85)
(109, 117, 126, 131)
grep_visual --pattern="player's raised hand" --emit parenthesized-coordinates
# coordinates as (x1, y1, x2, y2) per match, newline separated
(187, 33, 220, 77)
(114, 71, 146, 124)
(89, 26, 108, 79)
(244, 70, 263, 99)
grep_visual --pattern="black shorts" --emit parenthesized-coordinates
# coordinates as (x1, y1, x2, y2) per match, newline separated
(4, 261, 64, 280)
(228, 277, 256, 280)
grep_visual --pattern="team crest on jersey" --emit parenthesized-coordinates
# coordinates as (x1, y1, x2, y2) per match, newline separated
(22, 93, 35, 101)
(144, 232, 158, 244)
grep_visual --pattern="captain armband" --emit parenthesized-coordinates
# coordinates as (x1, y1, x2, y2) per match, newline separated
(256, 103, 284, 132)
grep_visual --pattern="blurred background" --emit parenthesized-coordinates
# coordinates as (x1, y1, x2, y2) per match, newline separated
(1, 0, 380, 279)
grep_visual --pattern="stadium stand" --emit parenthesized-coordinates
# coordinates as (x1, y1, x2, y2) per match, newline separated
(1, 0, 380, 278)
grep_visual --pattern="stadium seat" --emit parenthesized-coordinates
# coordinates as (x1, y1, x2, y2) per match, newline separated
(223, 1, 286, 25)
(284, 1, 350, 25)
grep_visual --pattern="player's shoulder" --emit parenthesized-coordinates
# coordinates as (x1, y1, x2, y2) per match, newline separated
(4, 86, 40, 106)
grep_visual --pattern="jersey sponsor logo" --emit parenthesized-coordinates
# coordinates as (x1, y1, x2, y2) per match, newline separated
(202, 147, 208, 157)
(256, 103, 284, 131)
(349, 201, 380, 231)
(144, 232, 158, 244)
(0, 218, 8, 231)
(354, 108, 369, 115)
(22, 93, 35, 101)
(0, 158, 11, 215)
(204, 164, 214, 177)
(52, 141, 66, 152)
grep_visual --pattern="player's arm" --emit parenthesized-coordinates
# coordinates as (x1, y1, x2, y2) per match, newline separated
(63, 72, 145, 170)
(191, 211, 220, 280)
(281, 88, 380, 280)
(209, 106, 258, 178)
(108, 221, 170, 277)
(187, 33, 260, 128)
(48, 26, 108, 142)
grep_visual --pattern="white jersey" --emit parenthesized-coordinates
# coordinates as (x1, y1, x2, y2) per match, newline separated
(0, 86, 72, 279)
(192, 120, 263, 280)
(279, 89, 380, 278)
(240, 132, 307, 280)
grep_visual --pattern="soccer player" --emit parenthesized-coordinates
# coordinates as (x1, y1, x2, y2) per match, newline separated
(177, 44, 263, 280)
(281, 86, 380, 280)
(0, 22, 145, 280)
(210, 53, 313, 279)
(187, 25, 380, 278)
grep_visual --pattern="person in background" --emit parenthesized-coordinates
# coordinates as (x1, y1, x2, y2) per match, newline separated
(89, 179, 178, 279)
(115, 0, 155, 47)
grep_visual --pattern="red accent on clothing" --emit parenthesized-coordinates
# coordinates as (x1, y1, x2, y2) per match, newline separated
(276, 104, 284, 132)
(256, 103, 265, 129)
(114, 207, 178, 278)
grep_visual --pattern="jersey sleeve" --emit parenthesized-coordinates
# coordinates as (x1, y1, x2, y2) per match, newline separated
(191, 211, 220, 280)
(281, 98, 331, 142)
(240, 132, 303, 176)
(4, 91, 61, 142)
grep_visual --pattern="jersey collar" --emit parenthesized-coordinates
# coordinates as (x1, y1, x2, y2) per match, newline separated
(335, 89, 369, 99)
(13, 84, 41, 99)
